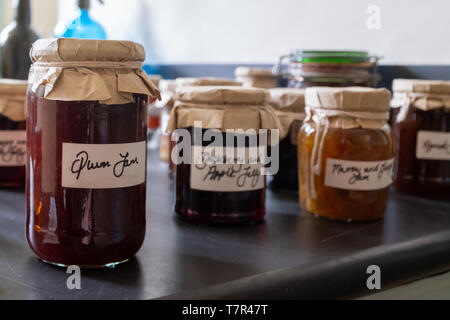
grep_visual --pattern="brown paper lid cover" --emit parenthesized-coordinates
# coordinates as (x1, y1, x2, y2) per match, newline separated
(305, 86, 391, 112)
(175, 86, 269, 105)
(175, 77, 242, 87)
(235, 67, 275, 78)
(392, 79, 450, 95)
(0, 79, 28, 121)
(28, 38, 160, 105)
(269, 88, 305, 113)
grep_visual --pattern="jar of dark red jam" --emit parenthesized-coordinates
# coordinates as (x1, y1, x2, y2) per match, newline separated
(160, 78, 242, 178)
(391, 79, 450, 198)
(299, 87, 394, 221)
(166, 86, 280, 224)
(0, 79, 28, 187)
(275, 50, 381, 88)
(268, 88, 305, 192)
(26, 38, 160, 267)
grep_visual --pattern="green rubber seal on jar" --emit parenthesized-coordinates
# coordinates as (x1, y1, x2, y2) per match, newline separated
(291, 50, 374, 63)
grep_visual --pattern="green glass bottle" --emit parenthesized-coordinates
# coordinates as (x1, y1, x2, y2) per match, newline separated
(0, 0, 39, 79)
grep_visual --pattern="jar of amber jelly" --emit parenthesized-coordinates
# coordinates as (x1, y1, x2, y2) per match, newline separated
(299, 87, 394, 221)
(391, 79, 450, 198)
(26, 38, 160, 267)
(268, 88, 305, 192)
(0, 79, 27, 187)
(166, 86, 280, 224)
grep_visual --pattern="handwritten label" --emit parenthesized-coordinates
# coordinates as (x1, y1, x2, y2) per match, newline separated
(62, 141, 146, 189)
(324, 158, 394, 191)
(416, 131, 450, 160)
(0, 130, 26, 166)
(190, 147, 264, 192)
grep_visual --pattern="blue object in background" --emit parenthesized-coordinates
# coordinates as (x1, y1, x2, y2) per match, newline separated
(54, 0, 106, 40)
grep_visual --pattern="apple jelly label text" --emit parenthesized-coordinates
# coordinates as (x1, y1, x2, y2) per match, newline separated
(190, 146, 265, 192)
(0, 130, 26, 166)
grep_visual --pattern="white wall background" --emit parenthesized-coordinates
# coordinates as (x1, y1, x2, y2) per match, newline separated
(2, 0, 449, 65)
(1, 0, 57, 38)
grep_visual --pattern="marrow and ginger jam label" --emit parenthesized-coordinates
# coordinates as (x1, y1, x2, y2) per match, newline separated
(416, 131, 450, 160)
(190, 146, 264, 192)
(324, 158, 394, 191)
(0, 130, 26, 166)
(62, 141, 146, 189)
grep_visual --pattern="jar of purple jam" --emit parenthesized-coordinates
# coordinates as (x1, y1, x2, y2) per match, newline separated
(26, 38, 160, 268)
(167, 86, 281, 224)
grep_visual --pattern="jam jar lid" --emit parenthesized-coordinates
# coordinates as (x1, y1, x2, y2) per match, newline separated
(175, 85, 269, 105)
(29, 38, 146, 63)
(392, 79, 450, 95)
(392, 79, 450, 111)
(175, 77, 242, 87)
(305, 87, 391, 130)
(268, 88, 305, 113)
(269, 88, 306, 144)
(290, 50, 378, 64)
(234, 67, 276, 78)
(0, 79, 28, 122)
(305, 86, 390, 112)
(28, 38, 160, 105)
(167, 86, 281, 134)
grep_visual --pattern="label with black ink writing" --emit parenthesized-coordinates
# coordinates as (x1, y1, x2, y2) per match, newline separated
(190, 146, 264, 192)
(0, 130, 26, 166)
(62, 141, 146, 189)
(416, 131, 450, 160)
(324, 158, 394, 191)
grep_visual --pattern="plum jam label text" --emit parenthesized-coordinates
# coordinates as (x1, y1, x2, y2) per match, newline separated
(324, 158, 394, 191)
(416, 131, 450, 160)
(0, 130, 26, 166)
(62, 141, 146, 189)
(190, 146, 265, 192)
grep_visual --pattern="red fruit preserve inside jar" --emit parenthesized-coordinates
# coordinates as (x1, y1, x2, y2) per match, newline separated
(26, 38, 160, 267)
(167, 86, 280, 224)
(391, 79, 450, 198)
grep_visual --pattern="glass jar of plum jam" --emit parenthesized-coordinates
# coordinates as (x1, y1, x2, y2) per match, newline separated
(299, 87, 394, 221)
(275, 50, 381, 88)
(268, 88, 305, 192)
(391, 79, 450, 198)
(167, 86, 280, 224)
(26, 38, 160, 267)
(0, 79, 27, 187)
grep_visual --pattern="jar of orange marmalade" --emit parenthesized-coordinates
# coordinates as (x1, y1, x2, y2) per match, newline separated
(299, 87, 394, 221)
